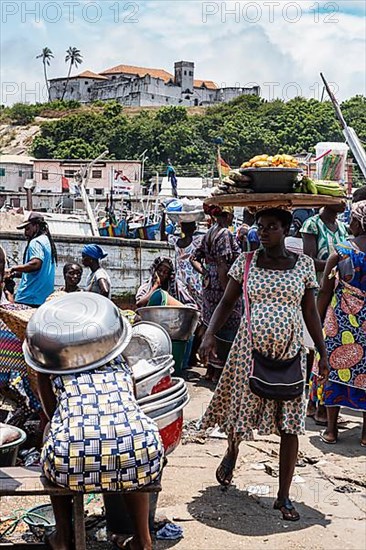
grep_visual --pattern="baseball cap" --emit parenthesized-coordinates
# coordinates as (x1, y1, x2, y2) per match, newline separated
(17, 212, 45, 230)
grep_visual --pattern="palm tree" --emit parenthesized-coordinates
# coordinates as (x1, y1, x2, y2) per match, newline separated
(61, 47, 83, 101)
(36, 47, 54, 102)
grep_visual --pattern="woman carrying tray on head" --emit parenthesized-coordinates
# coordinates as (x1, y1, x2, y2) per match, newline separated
(191, 205, 242, 383)
(199, 208, 328, 521)
(317, 200, 366, 446)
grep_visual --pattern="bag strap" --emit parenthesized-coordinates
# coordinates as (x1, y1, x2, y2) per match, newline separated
(242, 251, 255, 376)
(243, 251, 254, 338)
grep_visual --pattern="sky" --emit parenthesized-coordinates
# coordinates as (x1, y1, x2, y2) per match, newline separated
(1, 0, 365, 105)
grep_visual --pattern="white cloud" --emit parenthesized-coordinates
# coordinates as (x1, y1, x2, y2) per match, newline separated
(1, 0, 365, 104)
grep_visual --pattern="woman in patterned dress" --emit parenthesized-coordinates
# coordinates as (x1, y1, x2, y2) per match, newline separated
(30, 299, 164, 550)
(301, 204, 347, 423)
(191, 205, 242, 382)
(200, 208, 328, 521)
(317, 200, 366, 445)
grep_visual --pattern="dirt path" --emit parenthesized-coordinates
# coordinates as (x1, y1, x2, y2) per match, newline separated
(0, 368, 364, 549)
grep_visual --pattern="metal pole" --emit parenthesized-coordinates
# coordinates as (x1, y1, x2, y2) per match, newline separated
(79, 150, 108, 236)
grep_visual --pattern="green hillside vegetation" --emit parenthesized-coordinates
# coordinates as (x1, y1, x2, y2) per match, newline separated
(1, 95, 365, 181)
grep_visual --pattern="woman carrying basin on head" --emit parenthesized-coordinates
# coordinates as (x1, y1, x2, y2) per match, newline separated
(199, 208, 328, 521)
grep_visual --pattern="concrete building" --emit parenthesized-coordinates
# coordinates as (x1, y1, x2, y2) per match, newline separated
(32, 159, 142, 195)
(0, 155, 34, 192)
(49, 61, 260, 107)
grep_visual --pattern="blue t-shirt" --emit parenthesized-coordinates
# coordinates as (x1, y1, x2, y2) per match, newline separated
(16, 235, 55, 306)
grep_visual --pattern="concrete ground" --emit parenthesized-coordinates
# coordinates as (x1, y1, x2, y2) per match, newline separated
(0, 367, 365, 549)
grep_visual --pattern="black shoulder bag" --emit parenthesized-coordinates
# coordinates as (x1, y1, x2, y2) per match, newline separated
(243, 252, 304, 401)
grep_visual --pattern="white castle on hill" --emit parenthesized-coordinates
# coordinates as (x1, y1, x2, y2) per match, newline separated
(49, 60, 260, 107)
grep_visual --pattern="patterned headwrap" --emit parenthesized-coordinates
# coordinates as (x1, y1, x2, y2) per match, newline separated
(203, 204, 234, 217)
(149, 256, 177, 297)
(352, 200, 366, 231)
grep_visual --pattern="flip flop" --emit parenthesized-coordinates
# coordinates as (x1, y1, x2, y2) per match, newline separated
(319, 430, 337, 444)
(273, 498, 300, 521)
(215, 452, 236, 487)
(315, 416, 348, 427)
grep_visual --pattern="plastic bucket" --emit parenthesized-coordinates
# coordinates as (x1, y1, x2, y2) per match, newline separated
(23, 504, 56, 539)
(0, 426, 27, 466)
(171, 340, 188, 375)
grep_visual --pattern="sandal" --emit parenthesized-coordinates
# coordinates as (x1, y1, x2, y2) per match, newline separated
(215, 451, 237, 487)
(111, 535, 134, 549)
(319, 430, 337, 444)
(315, 415, 348, 427)
(273, 498, 300, 521)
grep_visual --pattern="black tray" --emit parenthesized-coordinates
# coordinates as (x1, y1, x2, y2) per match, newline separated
(241, 167, 302, 193)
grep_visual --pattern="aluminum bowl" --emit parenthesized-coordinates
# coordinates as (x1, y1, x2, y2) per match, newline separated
(136, 306, 200, 341)
(23, 292, 132, 374)
(123, 321, 172, 366)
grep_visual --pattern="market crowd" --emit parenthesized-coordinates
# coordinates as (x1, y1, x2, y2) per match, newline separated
(0, 193, 366, 547)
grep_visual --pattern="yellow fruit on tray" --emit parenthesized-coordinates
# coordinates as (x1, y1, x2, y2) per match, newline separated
(240, 161, 251, 168)
(253, 161, 270, 167)
(249, 154, 268, 163)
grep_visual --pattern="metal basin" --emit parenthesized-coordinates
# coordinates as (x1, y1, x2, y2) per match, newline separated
(123, 321, 172, 366)
(23, 292, 132, 374)
(136, 306, 200, 341)
(135, 359, 174, 400)
(138, 377, 186, 406)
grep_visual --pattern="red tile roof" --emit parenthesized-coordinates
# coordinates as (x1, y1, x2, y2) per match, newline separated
(100, 64, 173, 82)
(77, 70, 108, 80)
(194, 79, 217, 90)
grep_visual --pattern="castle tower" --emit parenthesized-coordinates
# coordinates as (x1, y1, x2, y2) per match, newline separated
(174, 61, 194, 93)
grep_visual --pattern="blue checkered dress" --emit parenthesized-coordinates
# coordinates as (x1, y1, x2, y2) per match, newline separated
(41, 357, 164, 493)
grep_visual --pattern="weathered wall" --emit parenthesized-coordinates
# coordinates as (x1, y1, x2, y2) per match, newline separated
(0, 233, 174, 305)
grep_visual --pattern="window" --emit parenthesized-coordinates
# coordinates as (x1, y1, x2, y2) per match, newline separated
(18, 170, 23, 177)
(85, 81, 89, 85)
(42, 170, 49, 180)
(92, 169, 102, 179)
(189, 71, 193, 76)
(184, 70, 187, 75)
(85, 189, 90, 195)
(64, 169, 76, 178)
(30, 171, 34, 178)
(194, 98, 199, 106)
(0, 168, 5, 177)
(87, 88, 91, 93)
(151, 95, 154, 99)
(95, 188, 104, 195)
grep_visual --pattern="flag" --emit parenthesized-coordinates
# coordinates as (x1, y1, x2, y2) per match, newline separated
(217, 153, 231, 177)
(114, 170, 132, 194)
(61, 176, 69, 192)
(114, 170, 131, 183)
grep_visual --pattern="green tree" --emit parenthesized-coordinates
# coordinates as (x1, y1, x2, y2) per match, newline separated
(54, 138, 98, 159)
(61, 47, 83, 101)
(31, 136, 56, 158)
(36, 47, 54, 102)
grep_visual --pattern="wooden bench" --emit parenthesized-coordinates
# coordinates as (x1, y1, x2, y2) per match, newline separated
(0, 467, 161, 550)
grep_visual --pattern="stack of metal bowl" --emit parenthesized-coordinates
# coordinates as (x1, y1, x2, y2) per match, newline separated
(23, 293, 132, 374)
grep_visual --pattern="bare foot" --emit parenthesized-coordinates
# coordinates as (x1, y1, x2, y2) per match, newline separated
(45, 530, 72, 550)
